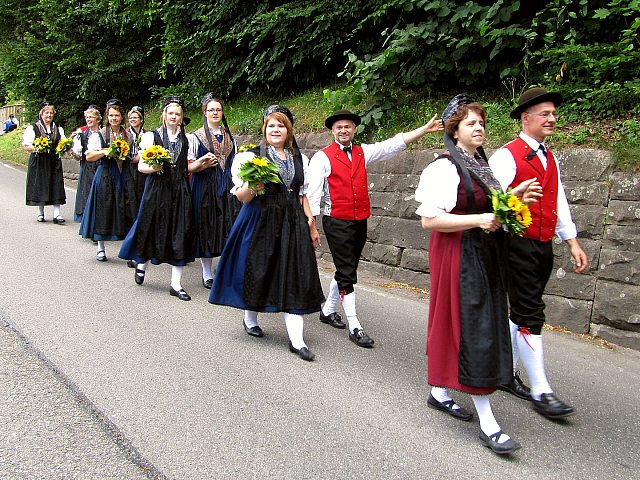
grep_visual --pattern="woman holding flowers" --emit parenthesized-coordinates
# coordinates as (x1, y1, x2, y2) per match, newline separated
(414, 95, 541, 455)
(21, 101, 67, 223)
(188, 93, 240, 289)
(119, 96, 196, 301)
(209, 105, 324, 361)
(80, 99, 137, 262)
(72, 105, 102, 222)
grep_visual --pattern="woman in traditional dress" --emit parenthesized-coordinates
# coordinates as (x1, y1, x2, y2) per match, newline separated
(127, 105, 148, 209)
(209, 105, 324, 361)
(415, 95, 540, 455)
(119, 96, 196, 301)
(72, 105, 102, 222)
(189, 93, 240, 289)
(22, 101, 66, 223)
(79, 99, 137, 262)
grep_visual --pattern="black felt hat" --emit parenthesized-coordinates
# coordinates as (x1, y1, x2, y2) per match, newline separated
(510, 88, 563, 119)
(324, 109, 361, 129)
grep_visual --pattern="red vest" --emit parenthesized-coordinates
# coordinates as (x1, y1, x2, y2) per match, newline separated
(323, 142, 370, 220)
(505, 137, 559, 242)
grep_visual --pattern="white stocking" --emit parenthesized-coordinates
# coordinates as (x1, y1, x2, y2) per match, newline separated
(170, 265, 183, 290)
(342, 292, 361, 333)
(322, 278, 340, 316)
(200, 257, 213, 281)
(243, 310, 259, 329)
(517, 331, 552, 400)
(471, 395, 511, 443)
(284, 313, 306, 350)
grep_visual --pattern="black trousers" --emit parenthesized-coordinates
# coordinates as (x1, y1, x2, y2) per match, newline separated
(504, 235, 554, 335)
(322, 216, 368, 295)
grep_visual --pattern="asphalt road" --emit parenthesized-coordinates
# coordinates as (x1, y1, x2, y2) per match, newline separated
(1, 160, 639, 480)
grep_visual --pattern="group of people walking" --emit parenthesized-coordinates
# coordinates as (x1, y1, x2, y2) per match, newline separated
(20, 88, 588, 455)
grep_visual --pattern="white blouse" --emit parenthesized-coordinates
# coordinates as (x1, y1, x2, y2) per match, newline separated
(22, 124, 66, 146)
(230, 151, 310, 197)
(414, 157, 461, 218)
(138, 129, 197, 161)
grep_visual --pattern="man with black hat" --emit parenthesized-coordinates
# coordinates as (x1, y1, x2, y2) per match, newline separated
(307, 110, 442, 347)
(489, 88, 588, 418)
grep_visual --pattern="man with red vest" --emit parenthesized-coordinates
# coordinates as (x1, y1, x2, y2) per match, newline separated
(489, 88, 588, 418)
(307, 110, 442, 347)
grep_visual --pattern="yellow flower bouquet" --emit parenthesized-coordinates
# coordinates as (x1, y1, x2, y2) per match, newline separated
(55, 137, 74, 157)
(237, 143, 257, 153)
(237, 156, 282, 195)
(141, 144, 172, 174)
(489, 187, 532, 236)
(33, 136, 51, 154)
(106, 137, 130, 161)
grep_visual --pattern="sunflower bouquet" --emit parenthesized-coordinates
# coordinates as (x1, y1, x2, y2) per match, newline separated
(489, 187, 532, 236)
(237, 156, 282, 195)
(237, 143, 257, 153)
(55, 137, 74, 157)
(106, 137, 130, 161)
(33, 136, 51, 154)
(141, 144, 172, 174)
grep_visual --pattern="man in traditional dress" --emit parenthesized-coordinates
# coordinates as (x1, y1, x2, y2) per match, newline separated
(489, 88, 588, 418)
(307, 110, 442, 347)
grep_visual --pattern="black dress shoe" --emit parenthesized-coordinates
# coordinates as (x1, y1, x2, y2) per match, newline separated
(498, 371, 532, 400)
(532, 393, 575, 418)
(427, 394, 473, 421)
(243, 320, 264, 337)
(37, 214, 45, 223)
(288, 341, 315, 361)
(96, 250, 107, 262)
(52, 216, 66, 224)
(169, 287, 191, 301)
(349, 328, 374, 348)
(127, 260, 137, 268)
(479, 430, 522, 455)
(319, 311, 346, 329)
(202, 278, 213, 289)
(134, 268, 145, 285)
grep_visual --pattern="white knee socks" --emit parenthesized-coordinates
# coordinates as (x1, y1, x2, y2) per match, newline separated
(170, 265, 184, 290)
(342, 292, 362, 333)
(509, 319, 520, 373)
(200, 257, 213, 281)
(517, 332, 552, 400)
(430, 387, 461, 410)
(471, 395, 511, 443)
(52, 205, 60, 218)
(244, 310, 259, 329)
(322, 279, 340, 316)
(284, 312, 306, 350)
(96, 240, 105, 253)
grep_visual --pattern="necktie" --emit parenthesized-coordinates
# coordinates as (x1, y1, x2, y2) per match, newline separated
(539, 144, 547, 157)
(343, 145, 352, 155)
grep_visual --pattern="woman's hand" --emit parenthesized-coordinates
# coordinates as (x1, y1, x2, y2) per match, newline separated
(308, 217, 321, 248)
(478, 213, 501, 232)
(512, 177, 543, 205)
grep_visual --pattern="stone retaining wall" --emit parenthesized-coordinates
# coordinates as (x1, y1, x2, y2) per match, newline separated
(63, 133, 640, 350)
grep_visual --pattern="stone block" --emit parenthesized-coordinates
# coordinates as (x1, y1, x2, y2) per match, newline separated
(569, 204, 607, 239)
(370, 243, 402, 266)
(389, 268, 430, 292)
(610, 172, 640, 201)
(412, 150, 440, 175)
(360, 242, 372, 261)
(400, 248, 429, 271)
(382, 150, 416, 174)
(556, 149, 612, 182)
(602, 224, 640, 252)
(597, 249, 640, 285)
(606, 200, 640, 226)
(399, 199, 422, 220)
(563, 181, 610, 206)
(370, 192, 400, 217)
(545, 270, 596, 300)
(62, 156, 80, 176)
(367, 216, 429, 249)
(590, 323, 640, 351)
(542, 294, 592, 333)
(593, 280, 640, 332)
(367, 173, 419, 193)
(551, 237, 600, 275)
(297, 132, 332, 150)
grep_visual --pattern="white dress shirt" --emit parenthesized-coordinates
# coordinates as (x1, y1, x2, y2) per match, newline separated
(488, 132, 577, 241)
(306, 133, 407, 216)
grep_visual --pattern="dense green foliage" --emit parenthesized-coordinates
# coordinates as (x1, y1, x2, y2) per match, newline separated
(0, 0, 637, 132)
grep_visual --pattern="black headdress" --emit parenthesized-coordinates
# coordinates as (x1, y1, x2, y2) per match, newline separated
(262, 104, 295, 125)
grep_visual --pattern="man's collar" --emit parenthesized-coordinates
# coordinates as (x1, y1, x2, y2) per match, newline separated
(519, 131, 545, 151)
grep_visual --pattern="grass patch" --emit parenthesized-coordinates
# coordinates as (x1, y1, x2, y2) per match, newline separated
(0, 128, 28, 165)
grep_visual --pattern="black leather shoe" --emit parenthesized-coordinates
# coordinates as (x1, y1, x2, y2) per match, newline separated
(169, 287, 191, 301)
(319, 311, 346, 329)
(37, 214, 45, 223)
(134, 268, 145, 285)
(96, 250, 107, 262)
(427, 394, 473, 421)
(52, 215, 66, 224)
(288, 341, 315, 361)
(349, 328, 374, 348)
(243, 320, 264, 337)
(532, 393, 575, 418)
(127, 260, 137, 268)
(479, 430, 522, 455)
(202, 278, 213, 289)
(498, 371, 531, 400)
